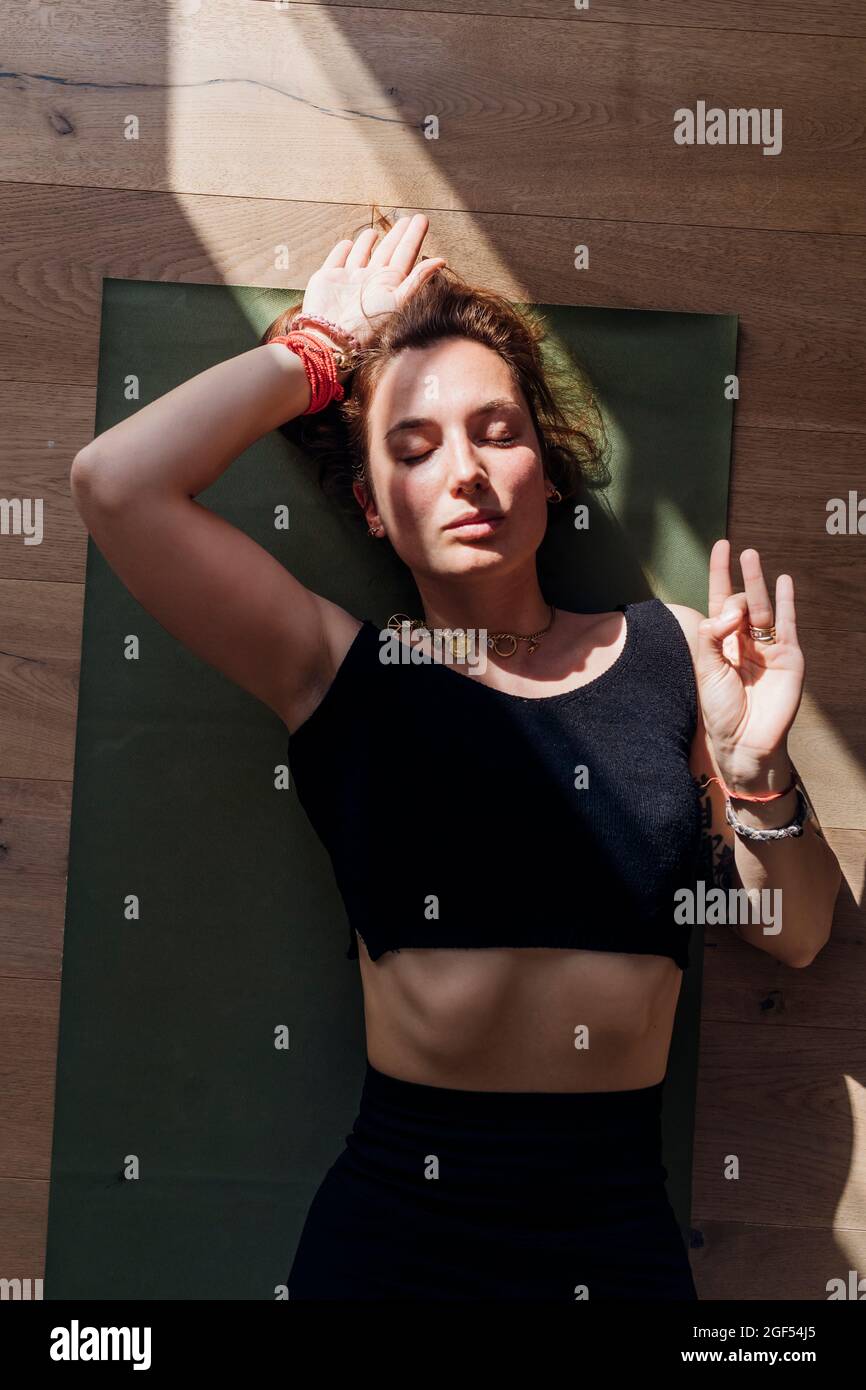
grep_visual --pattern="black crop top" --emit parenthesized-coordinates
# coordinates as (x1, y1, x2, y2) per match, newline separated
(287, 597, 704, 970)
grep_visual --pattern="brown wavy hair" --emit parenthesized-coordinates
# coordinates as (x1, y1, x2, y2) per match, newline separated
(260, 213, 611, 526)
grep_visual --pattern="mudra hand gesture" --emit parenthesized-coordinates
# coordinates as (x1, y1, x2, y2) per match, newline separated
(696, 539, 805, 795)
(299, 213, 447, 349)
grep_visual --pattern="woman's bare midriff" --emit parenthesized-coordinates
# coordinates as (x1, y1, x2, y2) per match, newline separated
(355, 935, 684, 1093)
(306, 605, 691, 1094)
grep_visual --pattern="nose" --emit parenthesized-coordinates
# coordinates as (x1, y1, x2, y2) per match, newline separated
(445, 430, 489, 495)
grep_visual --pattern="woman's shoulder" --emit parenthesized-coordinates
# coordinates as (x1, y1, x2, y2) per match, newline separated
(660, 601, 707, 664)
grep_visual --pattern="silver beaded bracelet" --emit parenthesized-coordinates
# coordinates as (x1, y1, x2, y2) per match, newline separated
(725, 787, 808, 841)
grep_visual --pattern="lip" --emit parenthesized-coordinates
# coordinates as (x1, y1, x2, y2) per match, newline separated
(443, 510, 505, 533)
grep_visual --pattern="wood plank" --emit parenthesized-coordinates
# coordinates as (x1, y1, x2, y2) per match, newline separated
(387, 205, 866, 435)
(0, 381, 95, 582)
(701, 828, 866, 1031)
(0, 579, 83, 782)
(692, 1021, 866, 1230)
(0, 978, 59, 1178)
(1, 3, 862, 232)
(728, 426, 866, 619)
(692, 1218, 866, 1300)
(271, 1, 866, 41)
(0, 778, 71, 979)
(3, 185, 866, 437)
(0, 1179, 48, 1277)
(0, 186, 370, 386)
(784, 644, 866, 831)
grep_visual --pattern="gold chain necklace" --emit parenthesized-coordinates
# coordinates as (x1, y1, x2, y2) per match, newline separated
(386, 603, 557, 660)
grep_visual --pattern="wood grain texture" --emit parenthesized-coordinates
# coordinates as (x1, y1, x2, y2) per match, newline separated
(0, 0, 862, 1301)
(702, 827, 865, 1031)
(0, 186, 371, 387)
(692, 1022, 866, 1232)
(692, 1220, 866, 1300)
(0, 580, 84, 782)
(0, 380, 95, 581)
(728, 427, 866, 617)
(0, 1179, 49, 1277)
(4, 185, 865, 439)
(0, 2, 862, 231)
(0, 978, 60, 1179)
(270, 1, 866, 41)
(0, 778, 71, 979)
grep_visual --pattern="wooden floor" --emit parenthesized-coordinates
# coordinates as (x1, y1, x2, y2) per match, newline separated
(1, 0, 864, 1299)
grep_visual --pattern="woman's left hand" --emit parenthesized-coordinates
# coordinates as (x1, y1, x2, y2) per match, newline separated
(696, 540, 805, 793)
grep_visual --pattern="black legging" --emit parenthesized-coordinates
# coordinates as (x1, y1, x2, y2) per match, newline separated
(288, 1061, 698, 1301)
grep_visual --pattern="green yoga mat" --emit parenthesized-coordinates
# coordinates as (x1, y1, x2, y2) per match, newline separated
(45, 277, 736, 1299)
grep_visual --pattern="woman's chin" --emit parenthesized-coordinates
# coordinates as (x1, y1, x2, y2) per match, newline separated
(437, 547, 509, 574)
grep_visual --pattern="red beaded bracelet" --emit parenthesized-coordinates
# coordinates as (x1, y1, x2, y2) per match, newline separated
(269, 331, 345, 415)
(289, 312, 361, 352)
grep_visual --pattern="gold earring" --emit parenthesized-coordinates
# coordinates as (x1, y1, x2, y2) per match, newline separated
(546, 486, 562, 504)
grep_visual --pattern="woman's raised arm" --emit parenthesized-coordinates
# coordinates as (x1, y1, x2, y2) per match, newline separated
(69, 341, 352, 730)
(70, 214, 445, 728)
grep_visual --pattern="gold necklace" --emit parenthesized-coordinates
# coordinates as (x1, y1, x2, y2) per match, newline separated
(386, 603, 557, 660)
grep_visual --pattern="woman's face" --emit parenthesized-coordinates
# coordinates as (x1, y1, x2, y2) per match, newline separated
(356, 338, 550, 581)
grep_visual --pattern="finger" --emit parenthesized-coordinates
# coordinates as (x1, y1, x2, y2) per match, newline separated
(697, 614, 731, 678)
(774, 572, 798, 646)
(345, 227, 381, 270)
(739, 548, 774, 630)
(393, 257, 447, 308)
(697, 591, 748, 675)
(707, 538, 733, 620)
(321, 238, 354, 269)
(387, 213, 434, 278)
(706, 591, 749, 643)
(717, 590, 749, 625)
(368, 214, 417, 269)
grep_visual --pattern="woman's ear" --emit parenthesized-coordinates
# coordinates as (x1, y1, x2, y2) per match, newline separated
(352, 478, 380, 534)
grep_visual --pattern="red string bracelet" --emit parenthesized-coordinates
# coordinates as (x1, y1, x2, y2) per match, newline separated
(269, 331, 345, 415)
(702, 774, 797, 803)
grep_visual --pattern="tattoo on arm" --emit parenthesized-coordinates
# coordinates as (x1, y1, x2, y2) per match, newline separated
(693, 770, 746, 943)
(694, 772, 736, 891)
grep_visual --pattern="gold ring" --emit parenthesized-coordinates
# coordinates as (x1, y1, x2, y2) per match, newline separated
(748, 624, 776, 643)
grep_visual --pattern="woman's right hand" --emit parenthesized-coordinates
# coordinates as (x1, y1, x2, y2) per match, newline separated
(298, 214, 446, 350)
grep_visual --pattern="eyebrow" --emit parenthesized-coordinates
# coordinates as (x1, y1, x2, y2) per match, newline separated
(383, 398, 521, 442)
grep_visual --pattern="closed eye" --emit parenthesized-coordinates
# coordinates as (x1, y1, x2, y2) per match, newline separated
(402, 436, 517, 464)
